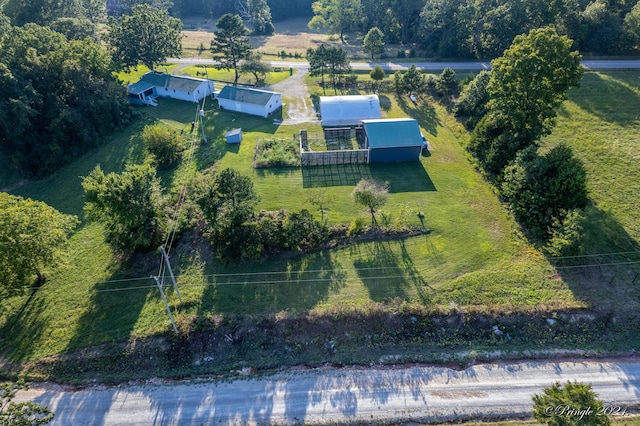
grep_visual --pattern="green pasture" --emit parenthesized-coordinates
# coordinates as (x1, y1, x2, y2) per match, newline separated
(179, 65, 292, 87)
(5, 69, 640, 366)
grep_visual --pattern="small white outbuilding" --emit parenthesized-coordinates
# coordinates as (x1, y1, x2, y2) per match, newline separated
(319, 94, 381, 127)
(216, 86, 282, 118)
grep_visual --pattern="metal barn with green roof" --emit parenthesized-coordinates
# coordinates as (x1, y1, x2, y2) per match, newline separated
(216, 86, 282, 118)
(361, 118, 424, 162)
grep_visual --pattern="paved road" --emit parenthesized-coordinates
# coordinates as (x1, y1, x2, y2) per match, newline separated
(172, 57, 640, 71)
(13, 360, 640, 425)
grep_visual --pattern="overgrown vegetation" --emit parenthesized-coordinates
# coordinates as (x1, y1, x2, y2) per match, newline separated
(254, 137, 300, 168)
(0, 23, 131, 178)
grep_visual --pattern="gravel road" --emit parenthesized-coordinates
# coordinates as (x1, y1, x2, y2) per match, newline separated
(13, 359, 640, 425)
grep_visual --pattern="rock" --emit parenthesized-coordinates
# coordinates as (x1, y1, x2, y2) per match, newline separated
(546, 318, 556, 326)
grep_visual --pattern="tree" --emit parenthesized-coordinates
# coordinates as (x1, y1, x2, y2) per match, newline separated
(306, 188, 336, 221)
(0, 24, 131, 178)
(468, 27, 583, 178)
(325, 46, 351, 94)
(196, 168, 259, 229)
(436, 66, 458, 97)
(532, 381, 611, 426)
(50, 17, 97, 41)
(308, 0, 362, 43)
(195, 168, 260, 258)
(0, 380, 54, 426)
(455, 70, 491, 129)
(248, 0, 275, 35)
(2, 0, 86, 26)
(352, 178, 389, 226)
(307, 44, 330, 94)
(488, 27, 583, 146)
(141, 124, 185, 165)
(239, 51, 273, 85)
(501, 144, 588, 240)
(105, 4, 183, 70)
(399, 64, 425, 95)
(363, 27, 385, 59)
(0, 193, 79, 295)
(82, 164, 165, 252)
(210, 13, 252, 84)
(370, 65, 385, 90)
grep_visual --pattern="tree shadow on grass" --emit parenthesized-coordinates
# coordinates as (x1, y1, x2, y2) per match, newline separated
(546, 205, 640, 313)
(47, 252, 160, 380)
(396, 96, 440, 136)
(196, 249, 347, 317)
(354, 239, 432, 303)
(569, 71, 640, 126)
(302, 162, 436, 192)
(0, 288, 49, 362)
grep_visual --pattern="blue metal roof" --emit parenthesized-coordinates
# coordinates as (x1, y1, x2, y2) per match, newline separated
(362, 119, 423, 148)
(127, 80, 155, 95)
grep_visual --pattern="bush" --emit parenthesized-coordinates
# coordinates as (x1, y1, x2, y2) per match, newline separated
(348, 217, 367, 236)
(501, 144, 588, 241)
(544, 209, 586, 257)
(254, 137, 300, 168)
(141, 124, 185, 165)
(532, 381, 611, 426)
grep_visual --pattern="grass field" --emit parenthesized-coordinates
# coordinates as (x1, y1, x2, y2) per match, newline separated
(2, 69, 640, 380)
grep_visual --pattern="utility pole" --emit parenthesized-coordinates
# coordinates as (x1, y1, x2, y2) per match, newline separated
(152, 275, 179, 335)
(199, 100, 207, 144)
(160, 245, 182, 303)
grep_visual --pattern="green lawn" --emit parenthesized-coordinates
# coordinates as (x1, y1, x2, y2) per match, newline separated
(2, 69, 632, 367)
(179, 65, 292, 87)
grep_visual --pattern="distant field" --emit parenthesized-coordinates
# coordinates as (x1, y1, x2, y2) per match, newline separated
(180, 17, 418, 60)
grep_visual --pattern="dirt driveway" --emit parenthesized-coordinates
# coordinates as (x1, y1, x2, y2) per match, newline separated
(268, 68, 319, 125)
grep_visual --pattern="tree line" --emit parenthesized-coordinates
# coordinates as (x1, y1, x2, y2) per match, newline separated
(309, 0, 640, 57)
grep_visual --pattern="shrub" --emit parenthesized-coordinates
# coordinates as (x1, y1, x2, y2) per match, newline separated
(544, 209, 586, 257)
(532, 381, 611, 426)
(254, 137, 300, 168)
(141, 124, 185, 165)
(348, 217, 367, 236)
(502, 144, 588, 241)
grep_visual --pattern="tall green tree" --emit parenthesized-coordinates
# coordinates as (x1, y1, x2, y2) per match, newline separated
(307, 44, 330, 94)
(533, 381, 611, 426)
(363, 26, 385, 59)
(210, 13, 252, 84)
(325, 45, 351, 93)
(3, 0, 85, 26)
(50, 17, 97, 41)
(196, 168, 259, 229)
(248, 0, 275, 35)
(106, 4, 183, 70)
(352, 178, 389, 226)
(0, 193, 79, 294)
(468, 27, 583, 178)
(239, 51, 272, 84)
(308, 0, 362, 43)
(82, 164, 165, 252)
(0, 24, 130, 178)
(0, 380, 54, 426)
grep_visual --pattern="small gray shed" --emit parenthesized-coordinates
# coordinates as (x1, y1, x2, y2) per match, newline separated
(225, 128, 242, 144)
